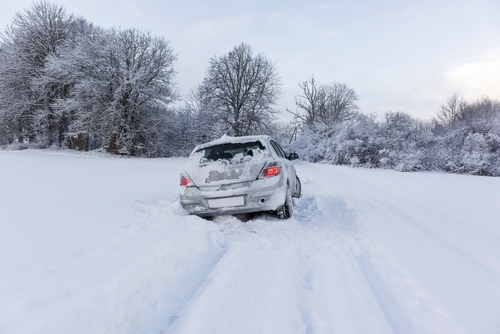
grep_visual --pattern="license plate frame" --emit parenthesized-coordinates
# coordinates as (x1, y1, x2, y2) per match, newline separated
(207, 196, 245, 209)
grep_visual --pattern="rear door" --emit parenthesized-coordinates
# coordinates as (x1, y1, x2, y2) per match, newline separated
(269, 139, 296, 189)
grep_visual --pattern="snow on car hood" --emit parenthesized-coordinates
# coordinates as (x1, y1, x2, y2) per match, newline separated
(184, 148, 269, 187)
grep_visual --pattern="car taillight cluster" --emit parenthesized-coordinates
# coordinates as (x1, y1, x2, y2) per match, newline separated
(259, 162, 280, 178)
(180, 176, 189, 186)
(180, 174, 193, 186)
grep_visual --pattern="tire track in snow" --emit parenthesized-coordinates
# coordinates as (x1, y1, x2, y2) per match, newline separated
(353, 250, 413, 333)
(163, 192, 363, 333)
(294, 165, 470, 333)
(292, 191, 412, 333)
(131, 197, 231, 333)
(290, 177, 406, 332)
(168, 185, 413, 333)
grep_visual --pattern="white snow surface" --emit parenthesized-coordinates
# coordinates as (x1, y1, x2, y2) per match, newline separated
(1, 150, 500, 333)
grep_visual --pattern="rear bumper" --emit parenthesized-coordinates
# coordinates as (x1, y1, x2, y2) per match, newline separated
(180, 176, 286, 217)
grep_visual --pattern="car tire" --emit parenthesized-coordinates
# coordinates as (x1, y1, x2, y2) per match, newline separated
(293, 176, 301, 198)
(276, 185, 293, 219)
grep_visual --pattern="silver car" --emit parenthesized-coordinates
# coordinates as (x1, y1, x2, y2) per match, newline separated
(179, 135, 301, 219)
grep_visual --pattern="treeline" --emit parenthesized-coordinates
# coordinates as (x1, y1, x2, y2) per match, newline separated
(0, 2, 283, 156)
(288, 91, 500, 176)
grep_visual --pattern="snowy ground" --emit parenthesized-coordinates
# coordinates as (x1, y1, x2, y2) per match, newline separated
(1, 150, 500, 333)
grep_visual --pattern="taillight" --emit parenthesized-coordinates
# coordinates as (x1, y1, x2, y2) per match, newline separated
(180, 174, 192, 186)
(259, 162, 280, 178)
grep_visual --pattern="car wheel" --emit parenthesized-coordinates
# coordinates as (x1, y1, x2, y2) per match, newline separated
(293, 176, 301, 198)
(276, 185, 293, 219)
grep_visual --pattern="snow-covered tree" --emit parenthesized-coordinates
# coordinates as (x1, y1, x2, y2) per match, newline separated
(46, 27, 178, 155)
(378, 111, 430, 171)
(460, 133, 490, 175)
(429, 95, 500, 175)
(0, 1, 74, 145)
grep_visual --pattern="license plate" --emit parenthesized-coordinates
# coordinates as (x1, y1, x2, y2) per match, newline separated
(207, 196, 245, 209)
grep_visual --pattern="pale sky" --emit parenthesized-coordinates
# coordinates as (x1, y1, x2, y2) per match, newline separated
(1, 0, 499, 121)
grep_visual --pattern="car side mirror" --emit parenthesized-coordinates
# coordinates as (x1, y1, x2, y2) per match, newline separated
(288, 152, 299, 160)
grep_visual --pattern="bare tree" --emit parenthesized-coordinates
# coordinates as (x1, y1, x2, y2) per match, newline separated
(321, 82, 359, 125)
(435, 93, 467, 127)
(201, 43, 282, 136)
(288, 76, 359, 127)
(287, 76, 323, 125)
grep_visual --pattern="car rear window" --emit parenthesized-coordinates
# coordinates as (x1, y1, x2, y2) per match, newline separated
(196, 141, 265, 163)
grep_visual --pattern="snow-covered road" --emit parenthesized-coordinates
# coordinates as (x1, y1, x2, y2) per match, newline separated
(1, 150, 499, 333)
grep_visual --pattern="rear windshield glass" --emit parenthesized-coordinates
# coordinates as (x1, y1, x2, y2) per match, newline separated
(196, 141, 265, 163)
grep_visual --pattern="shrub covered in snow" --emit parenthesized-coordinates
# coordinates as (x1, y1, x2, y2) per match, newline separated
(289, 96, 500, 177)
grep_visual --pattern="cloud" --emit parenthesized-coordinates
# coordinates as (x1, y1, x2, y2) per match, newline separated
(186, 15, 253, 39)
(446, 49, 500, 100)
